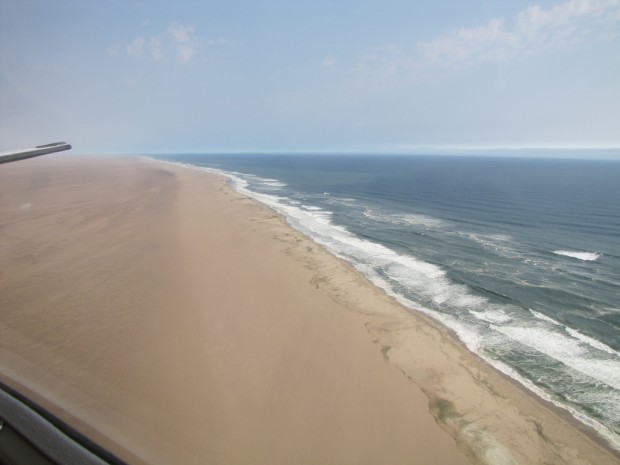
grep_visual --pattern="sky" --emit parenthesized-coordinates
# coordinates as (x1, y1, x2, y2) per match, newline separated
(1, 0, 619, 155)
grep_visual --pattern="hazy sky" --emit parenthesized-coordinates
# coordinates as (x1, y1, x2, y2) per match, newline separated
(1, 0, 619, 154)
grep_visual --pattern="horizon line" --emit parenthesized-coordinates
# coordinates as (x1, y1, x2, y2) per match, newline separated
(105, 146, 620, 155)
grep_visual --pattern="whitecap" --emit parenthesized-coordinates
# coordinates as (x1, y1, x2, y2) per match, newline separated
(553, 250, 601, 261)
(564, 327, 617, 355)
(492, 325, 620, 391)
(459, 232, 519, 259)
(529, 309, 562, 325)
(530, 308, 620, 356)
(470, 309, 513, 324)
(262, 180, 287, 188)
(399, 213, 444, 228)
(363, 209, 444, 228)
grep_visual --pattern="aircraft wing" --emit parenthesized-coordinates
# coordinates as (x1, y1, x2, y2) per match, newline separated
(0, 142, 72, 164)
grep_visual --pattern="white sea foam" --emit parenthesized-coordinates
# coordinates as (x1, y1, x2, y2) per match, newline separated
(234, 174, 287, 189)
(470, 309, 513, 324)
(529, 309, 562, 325)
(565, 327, 617, 355)
(472, 348, 620, 452)
(466, 233, 512, 244)
(458, 232, 520, 259)
(399, 213, 445, 227)
(364, 209, 444, 228)
(425, 306, 620, 451)
(554, 250, 601, 261)
(493, 325, 620, 391)
(230, 176, 484, 325)
(334, 197, 357, 204)
(261, 180, 287, 188)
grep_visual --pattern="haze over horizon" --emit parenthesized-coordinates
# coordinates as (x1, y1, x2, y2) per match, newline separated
(1, 0, 619, 156)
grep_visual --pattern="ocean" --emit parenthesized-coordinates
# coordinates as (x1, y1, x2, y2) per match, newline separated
(152, 153, 620, 450)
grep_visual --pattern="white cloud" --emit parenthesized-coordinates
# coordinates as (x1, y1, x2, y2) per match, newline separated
(418, 0, 620, 68)
(123, 22, 204, 65)
(126, 37, 145, 57)
(168, 23, 194, 44)
(417, 18, 515, 67)
(358, 0, 620, 76)
(356, 44, 415, 78)
(322, 55, 338, 71)
(177, 44, 195, 64)
(149, 37, 164, 63)
(167, 23, 198, 63)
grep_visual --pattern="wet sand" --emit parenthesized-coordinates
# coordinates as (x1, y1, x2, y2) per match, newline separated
(1, 155, 617, 465)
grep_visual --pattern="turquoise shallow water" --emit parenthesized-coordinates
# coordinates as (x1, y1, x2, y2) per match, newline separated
(153, 153, 620, 449)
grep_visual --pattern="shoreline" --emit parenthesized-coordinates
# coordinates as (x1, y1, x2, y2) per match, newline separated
(157, 155, 620, 462)
(1, 154, 618, 464)
(159, 155, 620, 459)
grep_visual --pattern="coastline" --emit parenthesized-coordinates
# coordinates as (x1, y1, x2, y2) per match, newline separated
(1, 154, 618, 464)
(161, 155, 620, 459)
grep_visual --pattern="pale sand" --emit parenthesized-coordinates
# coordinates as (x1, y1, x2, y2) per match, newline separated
(0, 155, 617, 465)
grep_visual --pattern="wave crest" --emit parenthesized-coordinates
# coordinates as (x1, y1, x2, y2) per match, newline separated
(553, 250, 601, 261)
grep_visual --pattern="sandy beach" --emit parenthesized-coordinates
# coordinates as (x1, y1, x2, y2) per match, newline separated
(1, 155, 618, 465)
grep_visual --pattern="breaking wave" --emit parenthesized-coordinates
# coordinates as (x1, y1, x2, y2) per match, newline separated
(554, 250, 601, 261)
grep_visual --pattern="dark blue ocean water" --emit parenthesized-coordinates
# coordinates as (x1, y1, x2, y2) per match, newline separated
(153, 153, 620, 449)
